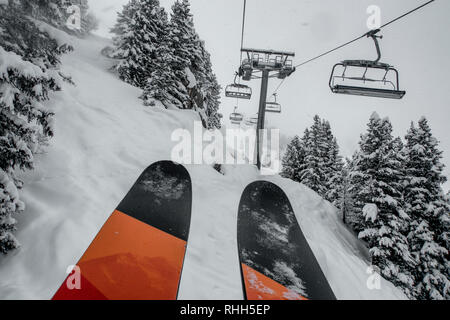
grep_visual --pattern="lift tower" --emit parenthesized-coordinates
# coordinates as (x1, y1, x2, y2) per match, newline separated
(239, 48, 296, 170)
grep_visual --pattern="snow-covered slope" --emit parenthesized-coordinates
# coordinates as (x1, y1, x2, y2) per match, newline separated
(0, 34, 406, 300)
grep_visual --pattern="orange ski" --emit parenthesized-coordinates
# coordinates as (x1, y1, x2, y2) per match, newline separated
(53, 161, 192, 300)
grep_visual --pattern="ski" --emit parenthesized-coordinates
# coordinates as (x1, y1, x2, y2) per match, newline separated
(53, 161, 192, 300)
(237, 181, 336, 300)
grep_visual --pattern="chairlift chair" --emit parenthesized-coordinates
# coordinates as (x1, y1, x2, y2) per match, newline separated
(244, 114, 259, 126)
(329, 29, 406, 100)
(225, 83, 252, 99)
(278, 60, 295, 79)
(265, 94, 282, 113)
(229, 107, 244, 125)
(239, 61, 254, 81)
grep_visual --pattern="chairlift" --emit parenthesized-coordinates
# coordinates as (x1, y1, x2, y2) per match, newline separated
(229, 107, 244, 125)
(329, 29, 406, 100)
(278, 60, 295, 79)
(240, 61, 254, 81)
(225, 74, 252, 99)
(265, 94, 282, 113)
(244, 114, 259, 126)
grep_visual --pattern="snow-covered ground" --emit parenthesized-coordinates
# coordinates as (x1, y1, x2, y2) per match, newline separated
(0, 33, 406, 300)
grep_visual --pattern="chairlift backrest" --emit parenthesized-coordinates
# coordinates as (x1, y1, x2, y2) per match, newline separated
(230, 112, 244, 124)
(244, 114, 258, 126)
(265, 102, 282, 113)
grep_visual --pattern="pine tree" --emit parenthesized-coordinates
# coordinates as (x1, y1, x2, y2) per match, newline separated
(0, 4, 71, 254)
(338, 158, 356, 225)
(113, 0, 222, 128)
(194, 38, 222, 129)
(169, 0, 199, 76)
(351, 113, 415, 297)
(300, 116, 328, 196)
(110, 0, 179, 106)
(201, 71, 222, 129)
(324, 131, 344, 205)
(281, 135, 306, 183)
(112, 0, 169, 89)
(110, 0, 140, 58)
(281, 116, 343, 205)
(403, 118, 450, 300)
(299, 116, 343, 200)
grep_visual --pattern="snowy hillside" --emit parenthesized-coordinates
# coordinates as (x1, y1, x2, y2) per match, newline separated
(0, 34, 406, 300)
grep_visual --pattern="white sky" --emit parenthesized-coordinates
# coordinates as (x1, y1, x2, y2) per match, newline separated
(88, 0, 450, 191)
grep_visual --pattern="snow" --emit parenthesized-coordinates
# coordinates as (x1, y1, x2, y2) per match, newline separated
(184, 67, 197, 89)
(363, 204, 378, 223)
(370, 111, 380, 121)
(0, 47, 48, 80)
(0, 34, 406, 300)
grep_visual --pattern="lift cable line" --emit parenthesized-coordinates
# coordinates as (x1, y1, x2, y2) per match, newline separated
(227, 0, 249, 123)
(270, 0, 436, 97)
(240, 0, 247, 58)
(225, 0, 252, 102)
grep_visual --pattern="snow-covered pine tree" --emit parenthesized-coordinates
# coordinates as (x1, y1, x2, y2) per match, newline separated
(351, 113, 415, 297)
(337, 158, 356, 225)
(144, 0, 222, 127)
(148, 0, 196, 110)
(300, 116, 328, 196)
(138, 2, 186, 110)
(169, 0, 198, 76)
(300, 116, 343, 200)
(113, 0, 221, 128)
(403, 118, 450, 300)
(282, 117, 343, 204)
(0, 4, 71, 254)
(201, 71, 222, 130)
(281, 135, 305, 183)
(110, 0, 140, 58)
(194, 38, 222, 129)
(322, 120, 344, 206)
(112, 0, 169, 89)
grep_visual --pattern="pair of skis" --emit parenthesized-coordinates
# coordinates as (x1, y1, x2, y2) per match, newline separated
(53, 161, 335, 300)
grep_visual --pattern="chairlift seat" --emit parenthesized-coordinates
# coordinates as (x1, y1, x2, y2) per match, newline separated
(225, 84, 252, 100)
(245, 115, 258, 126)
(230, 112, 244, 124)
(332, 85, 406, 99)
(265, 102, 282, 113)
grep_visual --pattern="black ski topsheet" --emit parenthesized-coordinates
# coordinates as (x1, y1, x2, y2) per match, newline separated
(116, 160, 192, 241)
(238, 181, 336, 300)
(53, 161, 192, 300)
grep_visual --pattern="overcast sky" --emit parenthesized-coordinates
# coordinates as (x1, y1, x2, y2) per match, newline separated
(88, 0, 450, 191)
